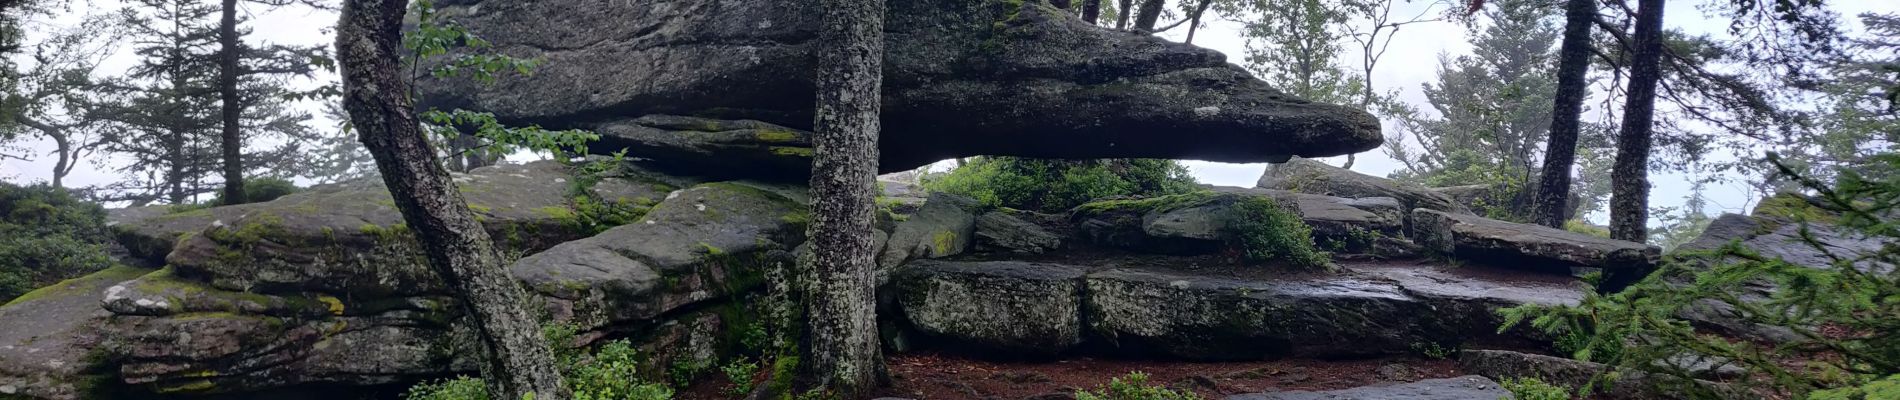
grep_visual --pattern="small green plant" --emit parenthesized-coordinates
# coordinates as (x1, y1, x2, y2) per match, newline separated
(1075, 372, 1203, 400)
(922, 157, 1198, 212)
(402, 323, 673, 400)
(1222, 196, 1330, 270)
(1411, 341, 1453, 360)
(1500, 377, 1573, 400)
(1561, 219, 1610, 238)
(722, 357, 761, 396)
(670, 359, 710, 388)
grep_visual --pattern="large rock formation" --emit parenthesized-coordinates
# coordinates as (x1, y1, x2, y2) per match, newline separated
(1410, 209, 1660, 273)
(1257, 157, 1472, 216)
(419, 0, 1381, 176)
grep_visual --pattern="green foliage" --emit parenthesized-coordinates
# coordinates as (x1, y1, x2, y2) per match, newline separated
(1223, 196, 1330, 270)
(722, 358, 761, 396)
(1074, 372, 1203, 400)
(1562, 219, 1610, 238)
(0, 183, 110, 303)
(1808, 374, 1900, 400)
(922, 157, 1197, 212)
(1500, 377, 1573, 400)
(1498, 153, 1900, 399)
(404, 0, 599, 163)
(1411, 341, 1454, 360)
(210, 177, 300, 206)
(403, 323, 673, 400)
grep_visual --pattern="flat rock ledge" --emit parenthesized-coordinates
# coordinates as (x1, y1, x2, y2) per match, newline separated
(1410, 209, 1660, 273)
(1224, 375, 1511, 400)
(891, 260, 1585, 360)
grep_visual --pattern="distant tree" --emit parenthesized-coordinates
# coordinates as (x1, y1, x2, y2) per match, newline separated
(1384, 0, 1561, 220)
(334, 0, 568, 398)
(1529, 0, 1595, 228)
(87, 0, 324, 205)
(1607, 0, 1666, 244)
(1222, 0, 1360, 106)
(214, 0, 331, 204)
(796, 0, 887, 396)
(0, 15, 119, 188)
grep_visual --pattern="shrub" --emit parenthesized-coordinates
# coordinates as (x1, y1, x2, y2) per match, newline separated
(1500, 377, 1573, 400)
(403, 324, 674, 400)
(1499, 153, 1900, 399)
(923, 157, 1197, 212)
(1074, 372, 1202, 400)
(1562, 219, 1610, 238)
(1223, 196, 1330, 270)
(208, 177, 302, 206)
(0, 182, 111, 303)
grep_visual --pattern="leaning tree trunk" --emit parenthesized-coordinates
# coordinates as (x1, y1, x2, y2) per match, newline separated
(1609, 0, 1664, 244)
(335, 1, 569, 399)
(798, 0, 886, 395)
(1131, 0, 1164, 32)
(1531, 0, 1596, 228)
(217, 0, 245, 205)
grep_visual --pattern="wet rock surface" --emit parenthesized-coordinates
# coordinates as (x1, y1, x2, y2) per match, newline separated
(420, 0, 1381, 174)
(0, 267, 152, 400)
(973, 210, 1064, 254)
(1410, 208, 1660, 273)
(1257, 157, 1471, 216)
(894, 260, 1086, 355)
(890, 259, 1584, 361)
(1224, 375, 1510, 400)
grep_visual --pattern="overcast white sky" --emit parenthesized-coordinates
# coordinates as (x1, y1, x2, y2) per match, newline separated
(4, 0, 1896, 224)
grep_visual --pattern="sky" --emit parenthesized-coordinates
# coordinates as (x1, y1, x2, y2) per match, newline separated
(4, 0, 1897, 224)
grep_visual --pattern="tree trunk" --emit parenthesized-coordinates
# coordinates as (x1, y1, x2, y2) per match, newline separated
(1609, 0, 1664, 244)
(799, 0, 886, 395)
(335, 1, 570, 399)
(218, 0, 245, 205)
(51, 131, 69, 188)
(1082, 0, 1101, 24)
(1183, 0, 1210, 43)
(1115, 0, 1133, 29)
(1131, 0, 1164, 32)
(1531, 0, 1595, 228)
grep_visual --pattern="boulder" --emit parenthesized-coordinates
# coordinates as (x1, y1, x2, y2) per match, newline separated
(1409, 209, 1659, 273)
(1084, 268, 1437, 360)
(511, 182, 807, 331)
(1074, 190, 1411, 257)
(1257, 157, 1471, 216)
(163, 161, 674, 297)
(419, 0, 1381, 174)
(894, 260, 1086, 355)
(0, 266, 152, 400)
(593, 115, 813, 181)
(972, 210, 1063, 254)
(1670, 212, 1891, 343)
(878, 193, 982, 269)
(109, 203, 263, 266)
(1224, 376, 1509, 400)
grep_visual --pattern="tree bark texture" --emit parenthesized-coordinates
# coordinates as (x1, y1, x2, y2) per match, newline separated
(1609, 0, 1664, 244)
(335, 1, 570, 399)
(1132, 0, 1164, 32)
(1532, 0, 1595, 228)
(799, 0, 886, 395)
(218, 0, 245, 205)
(1081, 0, 1101, 24)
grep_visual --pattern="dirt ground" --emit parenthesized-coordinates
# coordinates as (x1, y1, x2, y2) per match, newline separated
(678, 351, 1467, 399)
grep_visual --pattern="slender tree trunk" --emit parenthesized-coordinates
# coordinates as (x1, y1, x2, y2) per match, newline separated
(1082, 0, 1101, 24)
(1609, 0, 1664, 244)
(1183, 0, 1210, 43)
(799, 0, 885, 395)
(51, 132, 69, 188)
(218, 0, 245, 205)
(335, 1, 569, 399)
(1115, 0, 1133, 29)
(1131, 0, 1164, 32)
(1532, 0, 1595, 228)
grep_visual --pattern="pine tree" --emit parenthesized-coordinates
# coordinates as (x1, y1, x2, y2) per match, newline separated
(797, 0, 886, 395)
